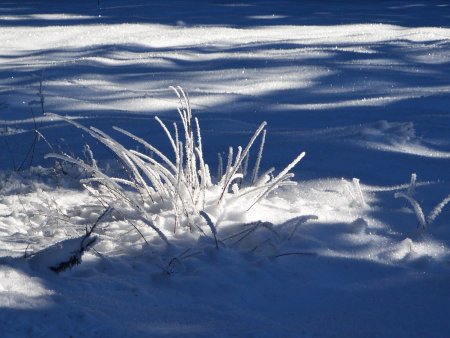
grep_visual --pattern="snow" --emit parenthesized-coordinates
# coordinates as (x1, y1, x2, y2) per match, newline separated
(1, 0, 450, 337)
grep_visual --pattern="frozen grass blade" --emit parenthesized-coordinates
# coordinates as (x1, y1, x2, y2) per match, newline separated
(427, 194, 450, 225)
(251, 129, 266, 185)
(199, 211, 218, 248)
(218, 122, 267, 203)
(395, 192, 427, 229)
(407, 173, 417, 197)
(352, 178, 366, 207)
(247, 152, 305, 211)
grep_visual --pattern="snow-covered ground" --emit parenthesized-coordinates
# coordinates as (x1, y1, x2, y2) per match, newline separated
(1, 1, 450, 337)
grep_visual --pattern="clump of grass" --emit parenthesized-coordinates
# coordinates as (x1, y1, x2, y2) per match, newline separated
(45, 87, 305, 244)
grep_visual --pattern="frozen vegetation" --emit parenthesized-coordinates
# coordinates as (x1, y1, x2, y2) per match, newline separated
(0, 0, 449, 337)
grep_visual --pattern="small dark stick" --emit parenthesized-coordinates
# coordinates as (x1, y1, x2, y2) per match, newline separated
(271, 252, 317, 259)
(50, 206, 112, 273)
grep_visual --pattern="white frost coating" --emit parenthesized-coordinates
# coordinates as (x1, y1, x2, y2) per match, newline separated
(395, 192, 427, 229)
(46, 93, 304, 241)
(1, 1, 450, 337)
(427, 194, 450, 225)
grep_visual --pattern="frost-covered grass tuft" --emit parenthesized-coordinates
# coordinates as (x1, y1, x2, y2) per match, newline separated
(45, 87, 305, 245)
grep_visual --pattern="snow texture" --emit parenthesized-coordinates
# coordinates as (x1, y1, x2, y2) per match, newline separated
(1, 1, 450, 337)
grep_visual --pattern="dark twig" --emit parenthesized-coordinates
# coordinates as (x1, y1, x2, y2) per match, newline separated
(271, 252, 317, 259)
(81, 206, 113, 248)
(50, 206, 112, 273)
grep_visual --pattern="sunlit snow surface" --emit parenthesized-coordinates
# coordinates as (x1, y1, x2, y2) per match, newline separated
(1, 1, 450, 337)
